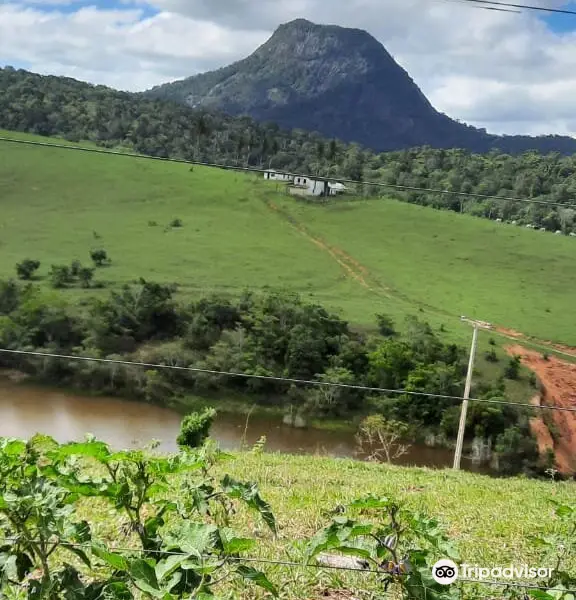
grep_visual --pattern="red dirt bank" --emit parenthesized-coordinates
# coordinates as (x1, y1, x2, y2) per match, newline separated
(506, 345, 576, 475)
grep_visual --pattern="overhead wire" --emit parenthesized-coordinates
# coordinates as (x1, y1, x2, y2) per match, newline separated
(1, 347, 575, 413)
(438, 0, 522, 12)
(2, 136, 576, 210)
(1, 538, 574, 594)
(455, 0, 576, 16)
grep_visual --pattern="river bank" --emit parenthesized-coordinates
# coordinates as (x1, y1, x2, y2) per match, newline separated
(0, 374, 491, 472)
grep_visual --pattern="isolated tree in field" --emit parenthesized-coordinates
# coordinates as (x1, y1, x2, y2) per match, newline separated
(356, 414, 411, 463)
(49, 265, 72, 289)
(376, 313, 396, 337)
(78, 267, 95, 288)
(177, 408, 216, 449)
(15, 259, 40, 280)
(90, 249, 108, 267)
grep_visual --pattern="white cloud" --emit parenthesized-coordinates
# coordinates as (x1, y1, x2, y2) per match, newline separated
(1, 0, 576, 137)
(0, 3, 269, 89)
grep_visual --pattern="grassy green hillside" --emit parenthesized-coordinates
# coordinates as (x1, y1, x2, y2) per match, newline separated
(272, 196, 576, 347)
(77, 450, 576, 598)
(1, 130, 574, 351)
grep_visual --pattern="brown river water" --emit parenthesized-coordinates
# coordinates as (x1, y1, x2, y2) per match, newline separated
(0, 377, 489, 473)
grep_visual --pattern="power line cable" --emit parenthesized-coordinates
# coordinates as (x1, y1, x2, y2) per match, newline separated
(457, 0, 576, 16)
(2, 136, 576, 211)
(1, 347, 575, 413)
(1, 538, 574, 594)
(439, 0, 522, 12)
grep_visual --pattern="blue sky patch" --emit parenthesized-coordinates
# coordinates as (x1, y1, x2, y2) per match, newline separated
(542, 2, 576, 33)
(22, 0, 158, 19)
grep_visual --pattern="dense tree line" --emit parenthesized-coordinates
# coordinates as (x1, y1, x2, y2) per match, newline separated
(1, 67, 576, 231)
(0, 277, 542, 474)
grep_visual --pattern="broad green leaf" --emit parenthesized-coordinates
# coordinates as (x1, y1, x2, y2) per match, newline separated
(54, 440, 111, 461)
(71, 520, 92, 543)
(529, 592, 555, 600)
(130, 559, 161, 597)
(181, 560, 221, 576)
(349, 496, 391, 510)
(28, 434, 59, 453)
(144, 516, 165, 540)
(1, 439, 26, 457)
(63, 543, 92, 568)
(92, 546, 128, 571)
(155, 554, 186, 583)
(555, 504, 574, 518)
(169, 522, 219, 557)
(221, 476, 277, 534)
(305, 526, 342, 561)
(163, 571, 182, 593)
(236, 565, 278, 597)
(101, 581, 134, 600)
(0, 554, 18, 581)
(222, 536, 256, 555)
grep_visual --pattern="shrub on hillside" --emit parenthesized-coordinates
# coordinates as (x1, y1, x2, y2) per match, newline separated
(15, 259, 40, 280)
(170, 218, 183, 228)
(177, 408, 216, 449)
(90, 249, 109, 267)
(376, 313, 396, 337)
(49, 265, 72, 289)
(485, 348, 498, 363)
(504, 356, 521, 380)
(494, 425, 540, 476)
(70, 259, 82, 277)
(78, 266, 95, 288)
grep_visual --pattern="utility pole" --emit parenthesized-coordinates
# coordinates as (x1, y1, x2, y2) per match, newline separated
(453, 317, 482, 470)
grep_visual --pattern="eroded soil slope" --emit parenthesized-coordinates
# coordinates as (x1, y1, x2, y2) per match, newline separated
(506, 345, 576, 474)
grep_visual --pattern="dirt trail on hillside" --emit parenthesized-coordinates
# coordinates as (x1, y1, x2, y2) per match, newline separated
(264, 199, 387, 294)
(506, 345, 576, 474)
(496, 326, 576, 359)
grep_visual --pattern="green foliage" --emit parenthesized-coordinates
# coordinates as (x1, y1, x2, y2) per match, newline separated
(484, 348, 498, 363)
(4, 65, 576, 231)
(70, 259, 82, 277)
(90, 249, 109, 267)
(15, 259, 40, 281)
(2, 129, 576, 349)
(0, 435, 278, 599)
(523, 502, 576, 599)
(177, 408, 216, 449)
(87, 279, 182, 353)
(306, 495, 460, 600)
(376, 313, 396, 337)
(495, 425, 541, 476)
(170, 218, 183, 228)
(0, 280, 535, 472)
(78, 266, 95, 288)
(49, 264, 72, 288)
(504, 356, 522, 380)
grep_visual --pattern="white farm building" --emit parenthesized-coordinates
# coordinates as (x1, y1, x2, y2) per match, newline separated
(263, 170, 347, 198)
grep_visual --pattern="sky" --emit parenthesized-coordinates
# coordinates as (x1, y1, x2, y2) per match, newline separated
(2, 0, 576, 137)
